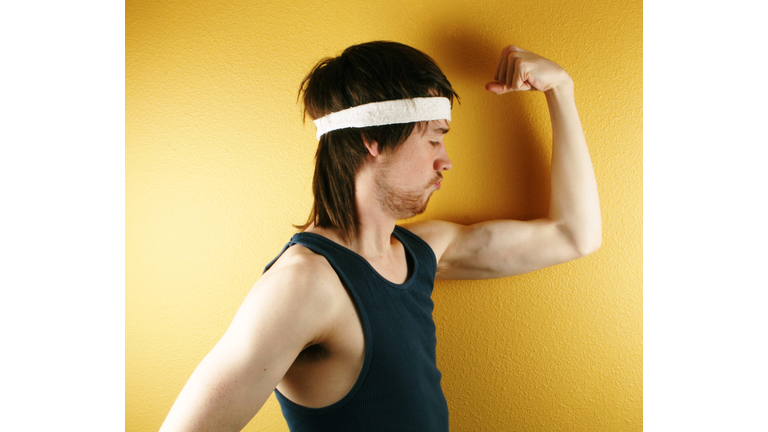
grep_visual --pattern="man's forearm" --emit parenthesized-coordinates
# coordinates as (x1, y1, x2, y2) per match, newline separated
(544, 81, 602, 255)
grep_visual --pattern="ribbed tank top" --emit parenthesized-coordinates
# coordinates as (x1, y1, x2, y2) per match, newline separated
(262, 225, 449, 432)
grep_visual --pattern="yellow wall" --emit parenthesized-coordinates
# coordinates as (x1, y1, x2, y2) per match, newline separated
(127, 0, 642, 430)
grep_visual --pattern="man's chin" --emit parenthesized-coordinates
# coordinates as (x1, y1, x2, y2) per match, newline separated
(389, 191, 433, 219)
(407, 196, 431, 218)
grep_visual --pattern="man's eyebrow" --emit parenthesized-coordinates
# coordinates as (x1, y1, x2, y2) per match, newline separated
(430, 127, 450, 135)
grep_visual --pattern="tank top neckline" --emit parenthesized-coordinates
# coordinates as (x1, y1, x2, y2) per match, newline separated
(293, 226, 418, 290)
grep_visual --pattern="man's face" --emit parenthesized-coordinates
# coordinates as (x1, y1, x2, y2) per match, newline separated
(374, 120, 452, 219)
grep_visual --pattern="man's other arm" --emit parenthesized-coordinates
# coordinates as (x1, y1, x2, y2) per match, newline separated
(159, 254, 337, 431)
(405, 45, 601, 280)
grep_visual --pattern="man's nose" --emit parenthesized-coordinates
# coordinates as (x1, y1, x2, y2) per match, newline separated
(435, 147, 452, 171)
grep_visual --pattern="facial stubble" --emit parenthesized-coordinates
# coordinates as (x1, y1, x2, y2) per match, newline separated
(375, 172, 442, 220)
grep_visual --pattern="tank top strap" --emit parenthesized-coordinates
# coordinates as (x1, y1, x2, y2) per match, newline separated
(392, 225, 437, 278)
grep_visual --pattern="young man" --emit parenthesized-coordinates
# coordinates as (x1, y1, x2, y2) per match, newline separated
(160, 41, 600, 431)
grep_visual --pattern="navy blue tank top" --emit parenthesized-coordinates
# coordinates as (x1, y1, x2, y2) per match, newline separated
(262, 225, 449, 431)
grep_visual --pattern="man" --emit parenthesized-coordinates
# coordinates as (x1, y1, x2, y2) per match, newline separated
(160, 41, 600, 431)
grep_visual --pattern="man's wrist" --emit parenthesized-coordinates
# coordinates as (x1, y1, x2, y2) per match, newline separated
(545, 74, 575, 102)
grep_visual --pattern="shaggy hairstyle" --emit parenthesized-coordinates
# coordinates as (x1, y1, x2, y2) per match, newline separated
(296, 41, 459, 242)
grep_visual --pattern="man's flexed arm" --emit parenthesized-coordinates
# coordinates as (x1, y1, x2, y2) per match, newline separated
(488, 45, 602, 256)
(407, 45, 601, 280)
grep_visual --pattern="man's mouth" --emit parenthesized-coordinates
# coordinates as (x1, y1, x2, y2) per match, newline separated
(433, 174, 443, 189)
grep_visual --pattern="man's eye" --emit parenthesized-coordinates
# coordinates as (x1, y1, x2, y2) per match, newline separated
(430, 141, 440, 146)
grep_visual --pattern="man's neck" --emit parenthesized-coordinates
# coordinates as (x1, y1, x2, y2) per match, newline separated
(308, 168, 402, 262)
(350, 167, 403, 260)
(307, 214, 399, 262)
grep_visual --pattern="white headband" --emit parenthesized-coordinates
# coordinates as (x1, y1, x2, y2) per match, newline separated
(313, 97, 451, 139)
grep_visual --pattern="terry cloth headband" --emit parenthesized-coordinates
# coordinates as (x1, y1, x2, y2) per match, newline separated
(313, 97, 452, 139)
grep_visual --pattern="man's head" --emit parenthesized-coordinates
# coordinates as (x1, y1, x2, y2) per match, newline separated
(297, 41, 459, 241)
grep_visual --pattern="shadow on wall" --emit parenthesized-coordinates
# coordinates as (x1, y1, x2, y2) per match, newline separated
(429, 25, 551, 225)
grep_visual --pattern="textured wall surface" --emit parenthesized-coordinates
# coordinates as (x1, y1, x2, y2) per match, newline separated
(126, 0, 642, 430)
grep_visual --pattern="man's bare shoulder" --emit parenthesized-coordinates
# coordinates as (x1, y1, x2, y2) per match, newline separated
(400, 220, 464, 261)
(401, 219, 462, 237)
(247, 243, 344, 324)
(262, 243, 338, 284)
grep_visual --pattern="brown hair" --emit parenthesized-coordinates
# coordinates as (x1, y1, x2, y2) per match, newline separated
(296, 41, 459, 242)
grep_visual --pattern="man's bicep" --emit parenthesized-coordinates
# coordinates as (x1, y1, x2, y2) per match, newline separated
(432, 218, 584, 280)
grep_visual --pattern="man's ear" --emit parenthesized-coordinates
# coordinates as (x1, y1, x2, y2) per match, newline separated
(362, 134, 380, 157)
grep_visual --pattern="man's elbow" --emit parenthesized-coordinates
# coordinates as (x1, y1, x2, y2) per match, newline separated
(574, 232, 601, 257)
(554, 219, 601, 258)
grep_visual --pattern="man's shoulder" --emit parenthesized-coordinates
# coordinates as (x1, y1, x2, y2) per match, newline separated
(399, 220, 465, 261)
(256, 243, 342, 308)
(400, 219, 463, 237)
